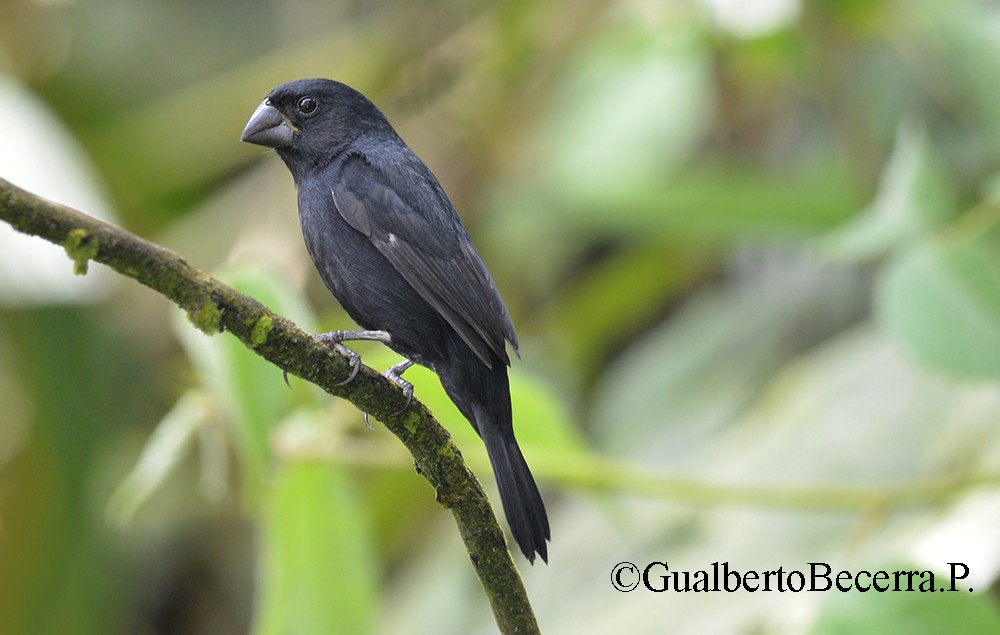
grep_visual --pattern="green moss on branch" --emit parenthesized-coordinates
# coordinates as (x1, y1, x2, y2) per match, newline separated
(251, 315, 274, 347)
(64, 227, 99, 275)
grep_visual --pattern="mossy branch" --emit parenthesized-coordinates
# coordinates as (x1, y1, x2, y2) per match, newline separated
(0, 177, 540, 635)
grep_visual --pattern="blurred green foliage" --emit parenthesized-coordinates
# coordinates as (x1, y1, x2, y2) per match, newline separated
(4, 0, 1000, 633)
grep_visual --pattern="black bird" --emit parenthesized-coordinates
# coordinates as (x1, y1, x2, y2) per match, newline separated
(241, 78, 549, 563)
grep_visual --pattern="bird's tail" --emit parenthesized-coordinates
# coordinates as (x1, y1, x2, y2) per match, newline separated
(477, 407, 550, 564)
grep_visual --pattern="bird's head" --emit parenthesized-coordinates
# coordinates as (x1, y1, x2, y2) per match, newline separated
(241, 78, 390, 175)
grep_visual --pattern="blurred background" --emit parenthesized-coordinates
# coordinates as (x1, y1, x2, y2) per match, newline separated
(3, 0, 1000, 633)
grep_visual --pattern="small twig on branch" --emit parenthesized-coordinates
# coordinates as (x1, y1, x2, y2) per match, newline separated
(0, 177, 540, 635)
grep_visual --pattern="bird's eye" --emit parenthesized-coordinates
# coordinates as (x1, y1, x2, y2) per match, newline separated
(297, 97, 318, 115)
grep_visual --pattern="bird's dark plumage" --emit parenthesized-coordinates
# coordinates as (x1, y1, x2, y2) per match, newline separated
(241, 78, 549, 563)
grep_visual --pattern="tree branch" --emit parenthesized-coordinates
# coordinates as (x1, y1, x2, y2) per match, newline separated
(0, 177, 540, 635)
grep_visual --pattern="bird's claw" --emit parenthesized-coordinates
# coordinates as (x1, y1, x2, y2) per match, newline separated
(360, 360, 414, 428)
(332, 342, 362, 385)
(390, 381, 414, 416)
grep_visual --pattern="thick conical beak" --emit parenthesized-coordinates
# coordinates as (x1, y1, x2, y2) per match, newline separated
(240, 100, 294, 148)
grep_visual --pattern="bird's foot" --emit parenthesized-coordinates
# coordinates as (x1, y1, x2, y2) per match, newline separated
(362, 359, 415, 429)
(310, 330, 410, 428)
(314, 329, 391, 385)
(384, 359, 415, 414)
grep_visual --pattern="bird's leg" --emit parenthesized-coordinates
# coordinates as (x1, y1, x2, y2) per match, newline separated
(316, 329, 392, 345)
(363, 359, 415, 429)
(314, 329, 391, 385)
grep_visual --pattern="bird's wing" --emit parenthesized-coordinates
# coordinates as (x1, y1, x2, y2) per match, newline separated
(331, 150, 517, 367)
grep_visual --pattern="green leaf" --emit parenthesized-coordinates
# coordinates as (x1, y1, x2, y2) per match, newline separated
(813, 566, 1000, 635)
(538, 16, 711, 203)
(877, 217, 1000, 376)
(254, 434, 377, 635)
(106, 391, 213, 526)
(546, 242, 718, 373)
(821, 120, 955, 261)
